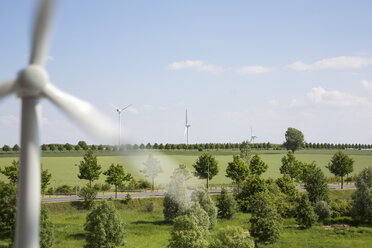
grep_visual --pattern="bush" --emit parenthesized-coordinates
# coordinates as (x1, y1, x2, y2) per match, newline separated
(145, 202, 154, 212)
(330, 199, 352, 217)
(0, 182, 16, 237)
(323, 216, 354, 225)
(351, 167, 372, 224)
(138, 179, 152, 189)
(40, 205, 54, 248)
(191, 188, 217, 228)
(188, 203, 210, 234)
(250, 192, 282, 244)
(55, 185, 73, 195)
(84, 201, 125, 248)
(313, 201, 331, 222)
(168, 207, 209, 248)
(296, 194, 318, 228)
(208, 226, 254, 248)
(276, 174, 298, 197)
(123, 193, 132, 205)
(216, 188, 237, 219)
(79, 185, 98, 209)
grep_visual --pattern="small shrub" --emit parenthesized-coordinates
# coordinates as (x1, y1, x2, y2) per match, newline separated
(46, 187, 54, 195)
(314, 201, 331, 222)
(138, 179, 152, 189)
(296, 194, 318, 228)
(55, 184, 73, 195)
(146, 202, 154, 212)
(216, 188, 237, 219)
(208, 226, 254, 248)
(188, 203, 210, 233)
(330, 199, 352, 217)
(123, 193, 132, 205)
(84, 201, 125, 248)
(323, 216, 354, 225)
(351, 167, 372, 224)
(79, 185, 97, 209)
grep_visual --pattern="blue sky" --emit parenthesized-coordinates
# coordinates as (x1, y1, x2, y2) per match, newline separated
(1, 0, 372, 146)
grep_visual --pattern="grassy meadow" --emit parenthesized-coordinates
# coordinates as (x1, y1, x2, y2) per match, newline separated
(0, 149, 372, 188)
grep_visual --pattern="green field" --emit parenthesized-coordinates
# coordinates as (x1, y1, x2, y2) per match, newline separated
(0, 149, 371, 188)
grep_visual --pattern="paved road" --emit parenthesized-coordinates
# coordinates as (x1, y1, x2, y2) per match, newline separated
(42, 185, 355, 203)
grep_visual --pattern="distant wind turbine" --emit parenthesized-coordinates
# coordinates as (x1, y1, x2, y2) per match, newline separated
(250, 127, 258, 143)
(0, 1, 117, 247)
(184, 109, 191, 145)
(112, 104, 131, 146)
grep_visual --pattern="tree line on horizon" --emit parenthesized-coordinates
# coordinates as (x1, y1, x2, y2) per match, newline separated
(1, 140, 372, 153)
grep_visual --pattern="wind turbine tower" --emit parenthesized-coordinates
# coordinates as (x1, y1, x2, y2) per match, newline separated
(184, 109, 191, 145)
(0, 1, 117, 247)
(250, 127, 258, 143)
(112, 104, 131, 146)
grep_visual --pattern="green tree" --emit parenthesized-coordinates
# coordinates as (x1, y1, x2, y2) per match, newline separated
(191, 187, 218, 228)
(40, 205, 54, 248)
(79, 185, 98, 209)
(2, 144, 11, 152)
(239, 141, 252, 165)
(12, 144, 20, 152)
(41, 144, 48, 151)
(103, 164, 132, 199)
(0, 182, 16, 238)
(283, 127, 304, 152)
(41, 169, 52, 195)
(78, 140, 89, 150)
(275, 174, 297, 197)
(249, 153, 268, 176)
(279, 151, 303, 181)
(64, 143, 73, 151)
(193, 152, 219, 189)
(141, 154, 163, 192)
(84, 201, 125, 248)
(302, 163, 329, 203)
(225, 155, 249, 191)
(78, 149, 101, 187)
(168, 213, 209, 248)
(351, 167, 372, 224)
(208, 226, 254, 248)
(250, 192, 282, 244)
(163, 165, 191, 222)
(236, 175, 267, 212)
(326, 151, 354, 189)
(216, 188, 237, 219)
(0, 160, 19, 184)
(296, 194, 318, 228)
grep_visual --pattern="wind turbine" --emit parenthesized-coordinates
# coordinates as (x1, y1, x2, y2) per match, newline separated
(0, 1, 116, 247)
(184, 109, 191, 145)
(250, 127, 258, 143)
(112, 104, 131, 146)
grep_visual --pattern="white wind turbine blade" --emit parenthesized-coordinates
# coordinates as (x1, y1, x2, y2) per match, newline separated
(184, 126, 187, 136)
(0, 79, 16, 99)
(43, 83, 117, 143)
(29, 0, 55, 66)
(121, 104, 132, 111)
(111, 104, 119, 110)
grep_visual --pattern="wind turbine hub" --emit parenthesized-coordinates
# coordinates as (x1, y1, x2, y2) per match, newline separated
(17, 65, 49, 97)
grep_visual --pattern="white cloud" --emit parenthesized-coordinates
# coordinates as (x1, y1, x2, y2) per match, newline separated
(0, 115, 19, 125)
(141, 104, 154, 110)
(127, 106, 138, 114)
(158, 106, 166, 111)
(268, 100, 278, 106)
(237, 66, 272, 75)
(307, 87, 372, 107)
(168, 60, 225, 74)
(287, 56, 372, 71)
(361, 80, 372, 91)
